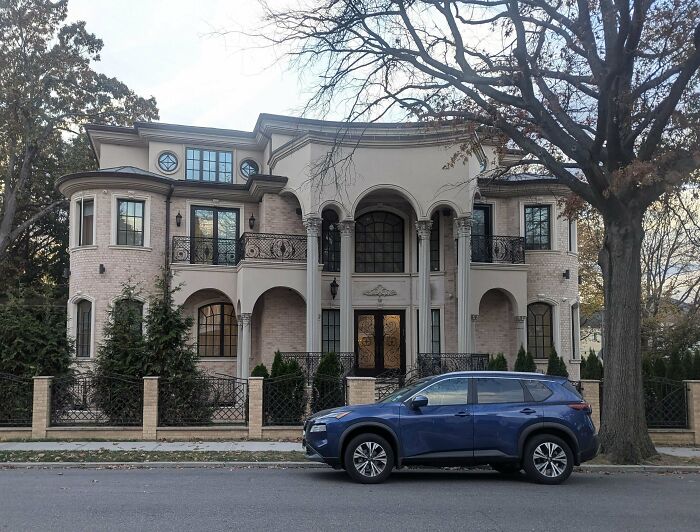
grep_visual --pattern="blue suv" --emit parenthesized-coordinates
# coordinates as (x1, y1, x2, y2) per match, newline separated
(303, 371, 598, 484)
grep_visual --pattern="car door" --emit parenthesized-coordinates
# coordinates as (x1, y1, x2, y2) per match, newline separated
(472, 377, 542, 459)
(400, 377, 473, 459)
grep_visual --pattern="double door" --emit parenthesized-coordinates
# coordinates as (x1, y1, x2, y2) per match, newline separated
(354, 310, 405, 377)
(190, 206, 239, 265)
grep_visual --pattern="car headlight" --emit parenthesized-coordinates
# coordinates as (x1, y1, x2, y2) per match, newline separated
(309, 423, 326, 433)
(318, 411, 351, 421)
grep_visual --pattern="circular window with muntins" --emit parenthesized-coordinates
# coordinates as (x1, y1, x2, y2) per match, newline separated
(240, 159, 259, 178)
(157, 151, 179, 173)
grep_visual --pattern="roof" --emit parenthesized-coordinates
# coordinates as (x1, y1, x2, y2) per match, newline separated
(436, 371, 568, 381)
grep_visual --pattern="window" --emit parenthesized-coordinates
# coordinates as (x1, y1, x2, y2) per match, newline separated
(114, 299, 144, 336)
(568, 218, 576, 252)
(524, 205, 551, 250)
(355, 211, 404, 273)
(186, 148, 233, 182)
(527, 302, 553, 358)
(240, 159, 259, 178)
(321, 210, 341, 272)
(420, 377, 469, 406)
(476, 378, 525, 404)
(76, 299, 92, 358)
(523, 380, 553, 402)
(417, 212, 440, 271)
(77, 198, 94, 246)
(197, 303, 237, 357)
(157, 151, 178, 173)
(117, 200, 145, 246)
(322, 309, 340, 353)
(417, 309, 441, 353)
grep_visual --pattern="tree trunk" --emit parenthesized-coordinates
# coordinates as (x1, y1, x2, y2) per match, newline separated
(597, 210, 656, 463)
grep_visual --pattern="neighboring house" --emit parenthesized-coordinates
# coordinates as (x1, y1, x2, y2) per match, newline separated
(580, 311, 603, 358)
(57, 115, 581, 379)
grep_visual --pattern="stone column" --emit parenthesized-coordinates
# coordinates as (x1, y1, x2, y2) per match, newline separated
(347, 377, 376, 405)
(416, 219, 433, 354)
(304, 217, 322, 352)
(142, 377, 159, 440)
(240, 313, 252, 378)
(580, 379, 601, 431)
(248, 377, 264, 439)
(685, 380, 700, 445)
(456, 216, 472, 353)
(31, 376, 52, 439)
(339, 220, 355, 352)
(236, 320, 243, 377)
(515, 315, 527, 352)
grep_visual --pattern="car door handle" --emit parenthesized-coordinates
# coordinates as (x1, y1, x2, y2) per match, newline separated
(455, 411, 471, 417)
(520, 408, 537, 415)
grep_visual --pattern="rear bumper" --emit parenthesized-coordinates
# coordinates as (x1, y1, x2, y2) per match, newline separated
(579, 435, 599, 463)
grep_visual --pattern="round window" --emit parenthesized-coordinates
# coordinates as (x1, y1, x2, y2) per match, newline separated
(240, 159, 259, 178)
(157, 151, 178, 173)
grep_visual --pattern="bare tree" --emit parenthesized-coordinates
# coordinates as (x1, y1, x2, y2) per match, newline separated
(255, 0, 700, 461)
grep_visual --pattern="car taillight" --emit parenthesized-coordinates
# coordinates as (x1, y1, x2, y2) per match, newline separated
(569, 403, 592, 414)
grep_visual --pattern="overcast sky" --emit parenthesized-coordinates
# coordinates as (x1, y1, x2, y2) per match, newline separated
(67, 0, 309, 130)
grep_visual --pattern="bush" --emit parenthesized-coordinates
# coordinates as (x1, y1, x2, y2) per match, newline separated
(546, 348, 569, 378)
(581, 349, 603, 380)
(312, 352, 345, 411)
(266, 351, 307, 424)
(514, 345, 536, 372)
(487, 353, 508, 371)
(251, 363, 269, 378)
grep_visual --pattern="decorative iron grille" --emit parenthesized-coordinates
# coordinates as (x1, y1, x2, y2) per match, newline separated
(171, 236, 238, 265)
(263, 374, 308, 426)
(279, 352, 355, 384)
(643, 377, 688, 429)
(311, 374, 347, 414)
(0, 373, 33, 426)
(51, 373, 143, 426)
(471, 235, 526, 264)
(237, 232, 307, 262)
(159, 375, 247, 426)
(374, 367, 424, 402)
(417, 353, 490, 376)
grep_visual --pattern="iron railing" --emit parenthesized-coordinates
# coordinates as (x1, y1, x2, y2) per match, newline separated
(374, 367, 425, 402)
(237, 232, 307, 262)
(471, 235, 525, 264)
(0, 373, 33, 426)
(263, 374, 308, 426)
(159, 374, 248, 426)
(643, 377, 688, 429)
(171, 236, 239, 266)
(311, 374, 347, 414)
(417, 353, 490, 375)
(50, 373, 143, 426)
(279, 352, 355, 384)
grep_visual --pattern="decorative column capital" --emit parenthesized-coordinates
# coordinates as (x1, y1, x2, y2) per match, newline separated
(455, 215, 473, 237)
(303, 217, 322, 236)
(239, 313, 252, 326)
(515, 315, 527, 323)
(338, 220, 355, 236)
(471, 314, 479, 322)
(415, 219, 433, 240)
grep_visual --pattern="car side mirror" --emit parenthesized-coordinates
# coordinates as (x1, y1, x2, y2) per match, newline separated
(410, 395, 429, 409)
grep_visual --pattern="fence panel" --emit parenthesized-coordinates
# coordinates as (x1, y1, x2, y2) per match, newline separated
(311, 374, 346, 414)
(374, 367, 424, 402)
(279, 352, 355, 384)
(263, 374, 307, 426)
(0, 373, 33, 427)
(644, 377, 688, 429)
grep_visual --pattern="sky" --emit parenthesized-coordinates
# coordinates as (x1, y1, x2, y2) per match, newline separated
(67, 0, 310, 131)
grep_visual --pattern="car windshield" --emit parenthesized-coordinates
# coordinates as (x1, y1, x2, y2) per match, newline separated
(378, 377, 433, 403)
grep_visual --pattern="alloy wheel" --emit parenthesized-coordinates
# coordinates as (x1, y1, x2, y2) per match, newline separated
(532, 441, 568, 478)
(353, 441, 388, 478)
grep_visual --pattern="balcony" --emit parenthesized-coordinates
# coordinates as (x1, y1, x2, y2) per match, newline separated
(471, 235, 525, 264)
(172, 236, 238, 266)
(237, 232, 307, 262)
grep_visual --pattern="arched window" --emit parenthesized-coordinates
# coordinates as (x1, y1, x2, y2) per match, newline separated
(75, 299, 92, 358)
(114, 298, 144, 336)
(355, 211, 405, 273)
(198, 303, 237, 357)
(321, 209, 341, 272)
(527, 302, 553, 359)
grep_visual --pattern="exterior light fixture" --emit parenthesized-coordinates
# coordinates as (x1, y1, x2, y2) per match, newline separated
(330, 278, 339, 299)
(249, 213, 256, 230)
(99, 264, 106, 274)
(474, 186, 482, 201)
(175, 211, 182, 227)
(563, 269, 570, 279)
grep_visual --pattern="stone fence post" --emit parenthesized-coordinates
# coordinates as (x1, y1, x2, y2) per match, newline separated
(248, 377, 264, 439)
(347, 377, 376, 405)
(685, 380, 700, 445)
(31, 376, 52, 439)
(580, 379, 601, 431)
(142, 377, 159, 440)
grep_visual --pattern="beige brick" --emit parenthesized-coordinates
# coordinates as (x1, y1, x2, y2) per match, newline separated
(347, 377, 376, 405)
(142, 377, 159, 440)
(686, 381, 700, 445)
(580, 379, 601, 431)
(31, 376, 52, 439)
(248, 377, 264, 439)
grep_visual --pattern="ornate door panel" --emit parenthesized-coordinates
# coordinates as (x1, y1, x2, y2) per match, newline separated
(354, 310, 405, 376)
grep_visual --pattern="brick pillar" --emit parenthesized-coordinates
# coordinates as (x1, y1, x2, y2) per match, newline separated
(248, 377, 264, 439)
(347, 377, 376, 405)
(685, 381, 700, 445)
(142, 377, 159, 440)
(31, 376, 52, 439)
(580, 379, 601, 431)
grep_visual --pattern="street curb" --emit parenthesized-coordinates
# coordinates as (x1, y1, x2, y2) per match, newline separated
(577, 464, 700, 473)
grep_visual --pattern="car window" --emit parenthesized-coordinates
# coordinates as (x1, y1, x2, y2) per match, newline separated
(522, 380, 553, 402)
(378, 377, 433, 403)
(420, 378, 469, 406)
(562, 381, 584, 399)
(476, 378, 525, 404)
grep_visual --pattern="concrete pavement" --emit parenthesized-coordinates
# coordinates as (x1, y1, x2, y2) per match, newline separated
(0, 440, 301, 452)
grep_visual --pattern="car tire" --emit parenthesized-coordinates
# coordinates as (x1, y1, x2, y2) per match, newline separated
(344, 434, 394, 484)
(490, 462, 521, 475)
(523, 434, 574, 484)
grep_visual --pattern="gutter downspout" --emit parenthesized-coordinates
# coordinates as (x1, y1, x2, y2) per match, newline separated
(165, 184, 175, 290)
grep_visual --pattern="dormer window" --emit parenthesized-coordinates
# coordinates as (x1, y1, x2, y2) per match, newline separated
(185, 148, 233, 183)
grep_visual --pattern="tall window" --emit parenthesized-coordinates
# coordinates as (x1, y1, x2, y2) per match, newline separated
(417, 309, 441, 353)
(186, 148, 233, 182)
(524, 205, 551, 250)
(77, 198, 94, 246)
(417, 212, 440, 271)
(321, 210, 341, 272)
(114, 299, 144, 336)
(527, 302, 553, 358)
(355, 211, 404, 273)
(197, 303, 237, 357)
(322, 309, 340, 353)
(76, 299, 92, 358)
(117, 199, 145, 246)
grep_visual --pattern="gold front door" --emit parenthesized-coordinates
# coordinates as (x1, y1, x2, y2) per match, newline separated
(354, 310, 405, 376)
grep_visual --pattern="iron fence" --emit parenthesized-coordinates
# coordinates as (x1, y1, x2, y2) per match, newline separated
(279, 352, 355, 384)
(171, 236, 239, 266)
(159, 374, 248, 426)
(374, 367, 424, 402)
(263, 374, 307, 426)
(643, 377, 688, 429)
(471, 235, 526, 264)
(311, 374, 347, 414)
(237, 232, 307, 262)
(0, 373, 33, 426)
(417, 353, 490, 375)
(50, 373, 143, 426)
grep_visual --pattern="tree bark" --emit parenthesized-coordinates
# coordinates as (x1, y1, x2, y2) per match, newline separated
(597, 209, 656, 463)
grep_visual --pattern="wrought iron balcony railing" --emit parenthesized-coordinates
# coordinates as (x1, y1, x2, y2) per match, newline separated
(237, 232, 307, 262)
(471, 235, 525, 264)
(172, 236, 239, 266)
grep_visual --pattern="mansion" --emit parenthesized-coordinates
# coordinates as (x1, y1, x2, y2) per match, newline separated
(57, 115, 581, 380)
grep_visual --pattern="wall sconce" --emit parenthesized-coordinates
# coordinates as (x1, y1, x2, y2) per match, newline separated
(249, 213, 256, 230)
(474, 186, 482, 201)
(175, 211, 182, 227)
(99, 264, 106, 274)
(330, 278, 339, 299)
(563, 269, 570, 279)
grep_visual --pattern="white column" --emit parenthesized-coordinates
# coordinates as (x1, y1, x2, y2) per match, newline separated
(240, 313, 252, 377)
(339, 220, 354, 352)
(416, 219, 433, 354)
(456, 215, 472, 353)
(236, 320, 243, 377)
(516, 315, 527, 353)
(304, 217, 322, 352)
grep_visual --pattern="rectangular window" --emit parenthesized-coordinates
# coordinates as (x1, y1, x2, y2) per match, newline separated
(568, 218, 576, 252)
(322, 309, 341, 353)
(76, 300, 92, 358)
(476, 377, 525, 404)
(524, 205, 551, 250)
(417, 309, 441, 353)
(117, 199, 145, 246)
(77, 198, 94, 246)
(185, 148, 233, 183)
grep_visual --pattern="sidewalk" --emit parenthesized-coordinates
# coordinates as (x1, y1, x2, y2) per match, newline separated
(0, 441, 300, 452)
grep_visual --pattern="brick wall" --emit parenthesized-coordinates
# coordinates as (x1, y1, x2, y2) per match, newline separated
(260, 194, 304, 234)
(474, 289, 519, 365)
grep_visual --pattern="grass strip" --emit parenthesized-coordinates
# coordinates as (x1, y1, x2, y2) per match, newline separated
(0, 450, 306, 463)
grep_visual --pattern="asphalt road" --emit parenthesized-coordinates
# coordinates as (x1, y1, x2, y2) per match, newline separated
(1, 466, 699, 531)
